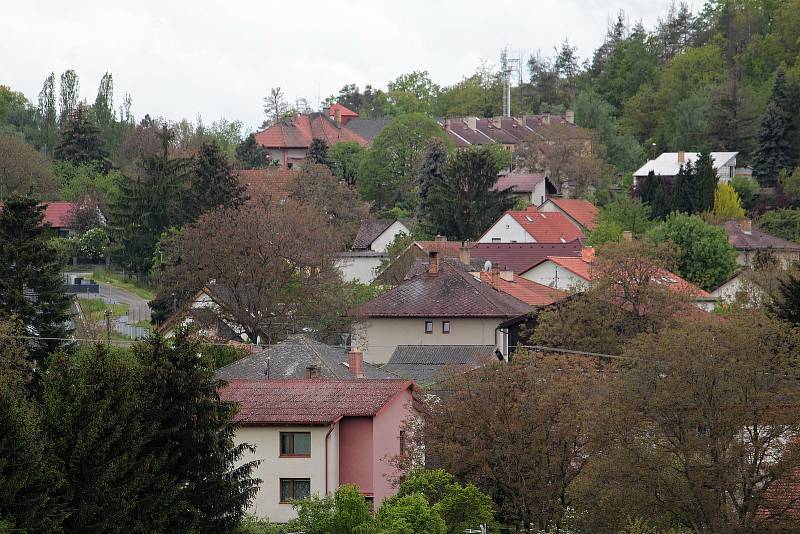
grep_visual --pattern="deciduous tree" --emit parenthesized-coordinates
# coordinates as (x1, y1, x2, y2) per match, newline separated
(0, 135, 59, 199)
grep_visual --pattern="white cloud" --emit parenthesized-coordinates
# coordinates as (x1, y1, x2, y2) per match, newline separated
(1, 0, 703, 131)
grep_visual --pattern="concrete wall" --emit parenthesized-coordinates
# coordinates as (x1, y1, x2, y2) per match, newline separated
(371, 388, 414, 506)
(532, 180, 547, 206)
(353, 317, 504, 363)
(236, 425, 338, 523)
(371, 221, 410, 253)
(336, 256, 385, 284)
(522, 261, 587, 291)
(478, 214, 534, 243)
(338, 417, 374, 495)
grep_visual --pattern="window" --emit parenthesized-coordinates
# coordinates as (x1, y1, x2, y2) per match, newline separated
(442, 321, 450, 334)
(280, 432, 311, 457)
(491, 237, 501, 243)
(424, 321, 433, 334)
(365, 496, 375, 510)
(280, 478, 310, 502)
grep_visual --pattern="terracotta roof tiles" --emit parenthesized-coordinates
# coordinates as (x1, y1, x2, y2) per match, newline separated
(545, 198, 599, 230)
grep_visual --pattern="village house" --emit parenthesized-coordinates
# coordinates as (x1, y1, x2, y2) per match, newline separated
(158, 284, 255, 343)
(254, 104, 367, 167)
(219, 377, 414, 522)
(723, 219, 800, 269)
(492, 173, 557, 206)
(633, 150, 742, 185)
(352, 252, 533, 363)
(215, 334, 394, 380)
(478, 205, 585, 244)
(537, 197, 599, 231)
(523, 248, 717, 310)
(336, 218, 413, 284)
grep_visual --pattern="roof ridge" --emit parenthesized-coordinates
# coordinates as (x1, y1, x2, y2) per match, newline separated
(448, 263, 530, 313)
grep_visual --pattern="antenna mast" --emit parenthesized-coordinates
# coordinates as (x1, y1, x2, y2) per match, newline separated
(501, 47, 521, 117)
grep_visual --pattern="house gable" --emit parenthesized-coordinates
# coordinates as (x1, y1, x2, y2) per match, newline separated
(478, 213, 535, 243)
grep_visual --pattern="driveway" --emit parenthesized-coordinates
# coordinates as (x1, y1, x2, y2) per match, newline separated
(99, 283, 151, 324)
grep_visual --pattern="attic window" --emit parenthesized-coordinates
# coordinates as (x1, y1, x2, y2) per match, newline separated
(525, 216, 533, 222)
(560, 237, 566, 243)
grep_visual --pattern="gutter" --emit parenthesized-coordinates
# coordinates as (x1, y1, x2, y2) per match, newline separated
(325, 416, 343, 495)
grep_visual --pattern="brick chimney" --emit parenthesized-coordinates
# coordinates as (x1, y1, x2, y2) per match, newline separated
(491, 116, 502, 128)
(334, 107, 342, 127)
(581, 246, 596, 262)
(348, 349, 364, 378)
(677, 150, 685, 165)
(305, 365, 321, 379)
(500, 268, 514, 282)
(741, 219, 752, 235)
(565, 109, 575, 124)
(466, 116, 477, 130)
(542, 113, 551, 125)
(622, 230, 633, 242)
(428, 250, 440, 274)
(491, 263, 501, 287)
(434, 234, 447, 243)
(459, 241, 471, 266)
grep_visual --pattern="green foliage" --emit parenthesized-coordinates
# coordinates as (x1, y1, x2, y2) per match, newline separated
(780, 167, 800, 206)
(758, 208, 800, 242)
(358, 113, 450, 211)
(422, 145, 516, 240)
(55, 160, 122, 205)
(54, 105, 111, 172)
(307, 138, 331, 166)
(0, 195, 72, 365)
(75, 227, 110, 260)
(730, 175, 758, 209)
(587, 220, 624, 247)
(238, 514, 280, 534)
(396, 469, 454, 505)
(648, 212, 738, 290)
(637, 171, 672, 219)
(433, 483, 497, 534)
(201, 343, 248, 370)
(713, 183, 745, 221)
(769, 270, 800, 325)
(596, 194, 653, 236)
(377, 493, 446, 534)
(0, 134, 59, 200)
(329, 141, 366, 186)
(387, 71, 440, 115)
(188, 141, 247, 220)
(236, 133, 274, 169)
(287, 485, 374, 534)
(752, 71, 798, 186)
(0, 377, 64, 532)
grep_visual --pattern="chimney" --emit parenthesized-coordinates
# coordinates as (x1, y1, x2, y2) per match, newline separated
(565, 109, 575, 124)
(677, 150, 685, 165)
(622, 230, 633, 242)
(542, 113, 551, 125)
(491, 116, 502, 128)
(491, 263, 501, 287)
(581, 246, 596, 262)
(348, 350, 364, 379)
(428, 250, 440, 274)
(466, 116, 477, 130)
(741, 219, 752, 235)
(434, 234, 447, 243)
(334, 107, 342, 127)
(305, 365, 321, 379)
(445, 118, 451, 129)
(500, 269, 514, 282)
(459, 241, 471, 266)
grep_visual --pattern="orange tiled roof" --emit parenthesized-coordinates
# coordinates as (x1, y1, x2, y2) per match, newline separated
(546, 198, 599, 230)
(506, 207, 585, 243)
(237, 168, 298, 202)
(254, 113, 367, 149)
(478, 271, 565, 306)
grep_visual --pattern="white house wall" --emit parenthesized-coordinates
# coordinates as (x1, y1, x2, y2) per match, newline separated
(236, 425, 339, 523)
(370, 221, 410, 253)
(336, 256, 385, 284)
(478, 214, 534, 243)
(522, 262, 587, 290)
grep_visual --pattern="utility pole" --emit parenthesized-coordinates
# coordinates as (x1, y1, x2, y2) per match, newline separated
(105, 309, 112, 342)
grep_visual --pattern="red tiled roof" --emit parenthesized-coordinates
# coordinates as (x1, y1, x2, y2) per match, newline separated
(538, 256, 711, 298)
(355, 260, 533, 318)
(545, 198, 599, 230)
(416, 240, 463, 255)
(219, 379, 413, 425)
(237, 168, 297, 202)
(476, 118, 520, 144)
(501, 207, 586, 243)
(725, 220, 800, 251)
(41, 201, 77, 228)
(478, 271, 565, 306)
(254, 113, 367, 150)
(471, 242, 583, 274)
(328, 103, 359, 118)
(493, 174, 546, 194)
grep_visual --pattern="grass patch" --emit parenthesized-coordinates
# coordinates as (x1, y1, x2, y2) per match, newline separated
(90, 268, 157, 301)
(78, 298, 129, 322)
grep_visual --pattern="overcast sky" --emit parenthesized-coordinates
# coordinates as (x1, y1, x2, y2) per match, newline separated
(3, 0, 702, 132)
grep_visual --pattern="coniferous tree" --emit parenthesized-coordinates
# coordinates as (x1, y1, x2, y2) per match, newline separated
(671, 161, 693, 214)
(752, 71, 797, 187)
(0, 377, 64, 533)
(234, 133, 272, 169)
(188, 142, 247, 219)
(0, 196, 72, 366)
(770, 271, 800, 325)
(137, 331, 259, 532)
(54, 105, 111, 172)
(418, 137, 449, 221)
(424, 145, 516, 240)
(307, 138, 331, 167)
(638, 171, 673, 219)
(692, 151, 716, 213)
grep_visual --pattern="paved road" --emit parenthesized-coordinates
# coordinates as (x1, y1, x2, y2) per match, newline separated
(99, 283, 152, 323)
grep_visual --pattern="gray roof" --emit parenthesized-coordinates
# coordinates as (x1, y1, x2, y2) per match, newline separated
(352, 219, 396, 250)
(346, 118, 392, 143)
(383, 345, 497, 385)
(215, 334, 394, 380)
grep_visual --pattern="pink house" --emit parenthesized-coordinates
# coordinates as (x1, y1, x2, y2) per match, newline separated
(219, 370, 415, 522)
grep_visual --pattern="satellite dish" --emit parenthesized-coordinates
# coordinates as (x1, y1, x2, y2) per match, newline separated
(483, 260, 492, 272)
